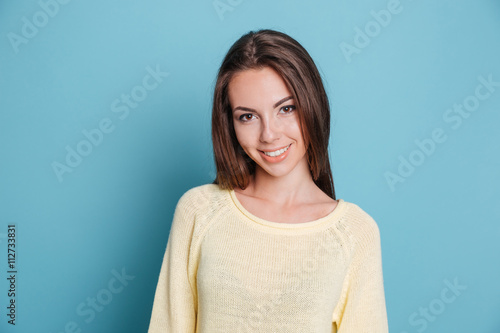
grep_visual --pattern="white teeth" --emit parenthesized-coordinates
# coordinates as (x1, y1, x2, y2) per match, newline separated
(263, 144, 290, 157)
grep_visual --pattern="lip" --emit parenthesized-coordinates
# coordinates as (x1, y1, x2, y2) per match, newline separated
(258, 143, 292, 163)
(258, 144, 291, 153)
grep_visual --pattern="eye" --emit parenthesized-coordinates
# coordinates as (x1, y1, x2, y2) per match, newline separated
(280, 105, 296, 114)
(238, 114, 255, 122)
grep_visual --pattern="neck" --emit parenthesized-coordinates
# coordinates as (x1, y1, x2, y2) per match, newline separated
(247, 159, 317, 207)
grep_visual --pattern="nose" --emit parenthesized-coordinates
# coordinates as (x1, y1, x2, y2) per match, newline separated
(259, 114, 281, 143)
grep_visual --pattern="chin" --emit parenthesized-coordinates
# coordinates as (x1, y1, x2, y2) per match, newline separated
(257, 163, 296, 177)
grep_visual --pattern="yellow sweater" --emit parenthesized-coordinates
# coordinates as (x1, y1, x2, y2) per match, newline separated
(148, 183, 389, 332)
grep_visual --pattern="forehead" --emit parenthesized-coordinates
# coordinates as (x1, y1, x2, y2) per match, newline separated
(227, 67, 292, 108)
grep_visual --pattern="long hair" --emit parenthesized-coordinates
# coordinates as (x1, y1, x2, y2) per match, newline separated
(211, 29, 336, 200)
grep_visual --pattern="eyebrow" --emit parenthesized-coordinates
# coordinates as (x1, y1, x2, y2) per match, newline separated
(232, 96, 294, 113)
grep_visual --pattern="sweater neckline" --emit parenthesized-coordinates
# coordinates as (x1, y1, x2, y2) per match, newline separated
(228, 188, 346, 230)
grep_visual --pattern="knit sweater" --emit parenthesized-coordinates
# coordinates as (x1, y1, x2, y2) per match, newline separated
(148, 183, 389, 333)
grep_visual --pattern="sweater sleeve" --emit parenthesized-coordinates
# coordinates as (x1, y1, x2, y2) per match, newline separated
(148, 193, 197, 333)
(332, 216, 389, 332)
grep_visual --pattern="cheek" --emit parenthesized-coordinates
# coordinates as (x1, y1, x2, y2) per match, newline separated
(233, 126, 251, 148)
(285, 118, 303, 138)
(234, 122, 256, 143)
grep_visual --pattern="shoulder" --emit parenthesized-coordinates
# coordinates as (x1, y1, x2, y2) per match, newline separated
(178, 183, 225, 204)
(172, 183, 231, 238)
(175, 183, 229, 217)
(338, 200, 382, 246)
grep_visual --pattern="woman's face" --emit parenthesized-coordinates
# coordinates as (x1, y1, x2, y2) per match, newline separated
(228, 66, 308, 179)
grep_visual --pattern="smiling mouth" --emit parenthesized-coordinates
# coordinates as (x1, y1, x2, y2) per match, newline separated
(259, 144, 291, 157)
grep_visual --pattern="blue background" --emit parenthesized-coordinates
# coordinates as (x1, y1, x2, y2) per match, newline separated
(1, 0, 499, 332)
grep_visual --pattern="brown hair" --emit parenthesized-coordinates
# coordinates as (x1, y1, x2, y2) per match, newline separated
(211, 29, 336, 200)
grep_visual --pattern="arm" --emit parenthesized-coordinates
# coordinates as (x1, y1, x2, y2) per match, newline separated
(148, 193, 197, 332)
(332, 217, 389, 332)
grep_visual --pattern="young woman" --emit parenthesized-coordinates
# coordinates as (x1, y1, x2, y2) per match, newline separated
(148, 29, 389, 332)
